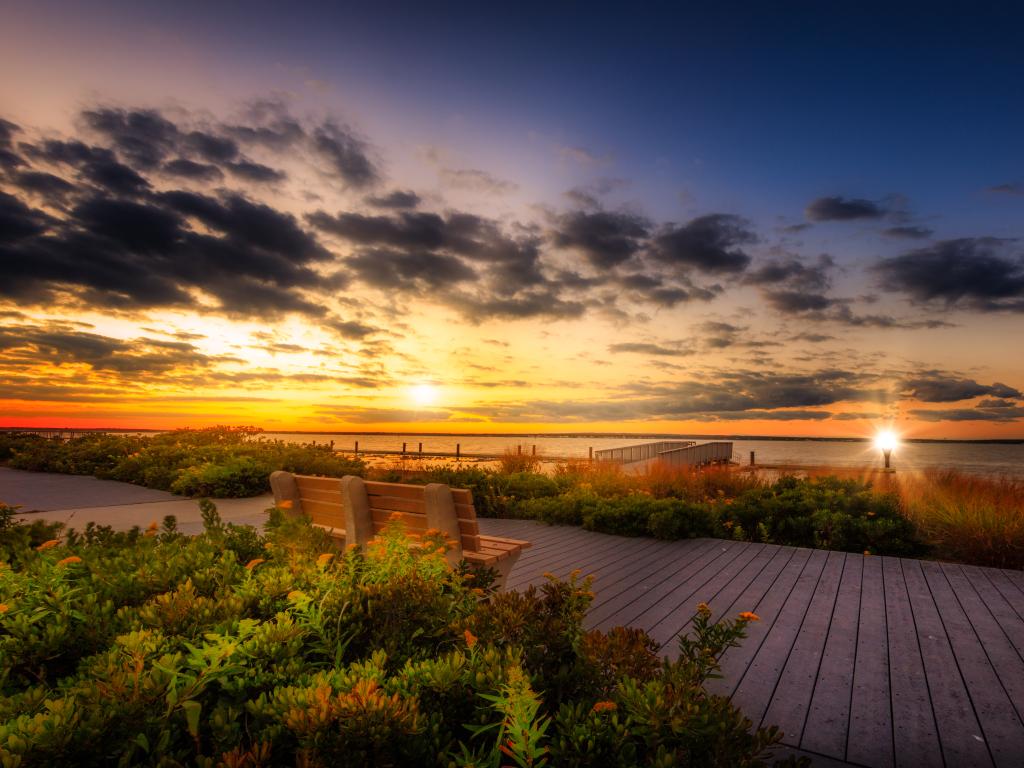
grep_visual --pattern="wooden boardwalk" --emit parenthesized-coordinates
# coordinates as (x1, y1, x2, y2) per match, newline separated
(478, 518, 1024, 768)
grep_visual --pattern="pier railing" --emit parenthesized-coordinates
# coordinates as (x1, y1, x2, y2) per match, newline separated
(655, 441, 733, 468)
(593, 440, 696, 464)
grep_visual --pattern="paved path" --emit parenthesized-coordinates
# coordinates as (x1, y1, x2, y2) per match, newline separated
(5, 471, 1023, 767)
(2, 467, 270, 535)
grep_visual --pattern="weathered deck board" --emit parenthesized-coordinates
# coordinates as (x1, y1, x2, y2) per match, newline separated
(799, 553, 863, 760)
(846, 555, 893, 768)
(477, 519, 1024, 767)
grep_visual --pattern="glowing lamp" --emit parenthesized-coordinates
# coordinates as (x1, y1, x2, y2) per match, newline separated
(874, 430, 898, 470)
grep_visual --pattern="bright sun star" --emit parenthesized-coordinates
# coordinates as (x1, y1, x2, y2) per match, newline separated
(411, 384, 438, 407)
(874, 430, 898, 453)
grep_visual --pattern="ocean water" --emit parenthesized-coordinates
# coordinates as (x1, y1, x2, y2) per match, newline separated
(258, 433, 1024, 478)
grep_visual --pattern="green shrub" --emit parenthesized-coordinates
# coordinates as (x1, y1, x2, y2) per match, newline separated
(723, 475, 927, 556)
(0, 503, 803, 767)
(2, 428, 366, 498)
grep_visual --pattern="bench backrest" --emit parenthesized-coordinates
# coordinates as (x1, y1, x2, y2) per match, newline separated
(362, 480, 482, 554)
(272, 471, 480, 564)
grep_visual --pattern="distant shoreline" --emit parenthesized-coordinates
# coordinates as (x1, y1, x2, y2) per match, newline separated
(2, 427, 1022, 445)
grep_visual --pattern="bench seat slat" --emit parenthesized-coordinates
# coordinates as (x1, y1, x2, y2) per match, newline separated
(300, 498, 346, 527)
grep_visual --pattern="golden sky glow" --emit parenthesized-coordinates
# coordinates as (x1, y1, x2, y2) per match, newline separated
(1, 4, 1023, 438)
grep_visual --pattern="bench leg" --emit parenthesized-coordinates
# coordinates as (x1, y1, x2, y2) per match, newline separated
(493, 551, 522, 592)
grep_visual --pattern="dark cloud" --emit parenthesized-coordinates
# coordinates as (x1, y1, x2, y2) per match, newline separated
(551, 210, 650, 269)
(988, 183, 1024, 196)
(182, 131, 239, 163)
(872, 238, 1024, 311)
(225, 160, 286, 183)
(909, 406, 1024, 422)
(464, 369, 879, 423)
(903, 374, 1021, 403)
(608, 342, 689, 356)
(649, 214, 755, 274)
(0, 324, 227, 374)
(82, 107, 179, 169)
(163, 158, 224, 182)
(763, 290, 835, 313)
(365, 190, 421, 209)
(0, 118, 18, 146)
(346, 248, 477, 290)
(11, 171, 76, 200)
(439, 167, 517, 194)
(312, 121, 378, 187)
(744, 255, 833, 291)
(325, 319, 379, 339)
(882, 225, 933, 239)
(225, 98, 306, 149)
(0, 191, 53, 242)
(806, 196, 887, 221)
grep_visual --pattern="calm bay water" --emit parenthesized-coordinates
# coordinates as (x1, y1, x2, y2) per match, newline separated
(258, 433, 1024, 479)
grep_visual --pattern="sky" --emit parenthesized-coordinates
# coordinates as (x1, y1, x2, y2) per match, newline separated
(1, 1, 1023, 438)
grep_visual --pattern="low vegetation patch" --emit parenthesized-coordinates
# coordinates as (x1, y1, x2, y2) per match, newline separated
(0, 503, 803, 767)
(0, 428, 364, 498)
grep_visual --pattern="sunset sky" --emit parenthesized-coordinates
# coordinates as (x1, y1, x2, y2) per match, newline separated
(1, 1, 1023, 438)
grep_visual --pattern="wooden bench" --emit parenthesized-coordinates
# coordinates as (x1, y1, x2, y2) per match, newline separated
(269, 471, 530, 589)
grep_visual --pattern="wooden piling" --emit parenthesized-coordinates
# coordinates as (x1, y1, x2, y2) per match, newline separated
(456, 443, 461, 460)
(750, 450, 755, 466)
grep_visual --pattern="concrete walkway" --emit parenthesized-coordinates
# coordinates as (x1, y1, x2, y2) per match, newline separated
(1, 467, 271, 535)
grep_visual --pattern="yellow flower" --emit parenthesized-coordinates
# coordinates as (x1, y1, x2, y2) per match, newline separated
(592, 701, 617, 713)
(471, 587, 485, 597)
(738, 611, 760, 622)
(316, 553, 335, 567)
(245, 558, 265, 570)
(464, 628, 478, 648)
(146, 520, 159, 531)
(697, 602, 711, 616)
(0, 604, 9, 614)
(286, 590, 307, 601)
(278, 499, 294, 510)
(36, 539, 61, 551)
(864, 550, 872, 556)
(56, 556, 82, 567)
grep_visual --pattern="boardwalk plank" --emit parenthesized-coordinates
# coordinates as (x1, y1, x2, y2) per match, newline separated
(730, 548, 829, 726)
(923, 561, 1024, 768)
(902, 558, 992, 767)
(661, 544, 793, 651)
(762, 550, 846, 739)
(588, 539, 741, 631)
(958, 566, 1024, 661)
(846, 555, 893, 768)
(626, 541, 760, 639)
(586, 539, 718, 616)
(711, 547, 813, 699)
(646, 542, 771, 649)
(801, 554, 863, 760)
(940, 563, 1024, 722)
(511, 535, 667, 591)
(882, 557, 943, 768)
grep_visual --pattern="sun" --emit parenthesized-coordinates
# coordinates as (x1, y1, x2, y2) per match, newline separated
(874, 429, 898, 453)
(410, 384, 438, 407)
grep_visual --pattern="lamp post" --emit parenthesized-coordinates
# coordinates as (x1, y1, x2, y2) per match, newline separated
(875, 431, 897, 471)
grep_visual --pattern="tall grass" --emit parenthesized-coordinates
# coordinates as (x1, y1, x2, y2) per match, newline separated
(894, 469, 1024, 570)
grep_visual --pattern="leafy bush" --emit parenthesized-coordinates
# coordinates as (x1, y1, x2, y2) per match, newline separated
(724, 475, 927, 556)
(0, 504, 804, 767)
(2, 428, 365, 498)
